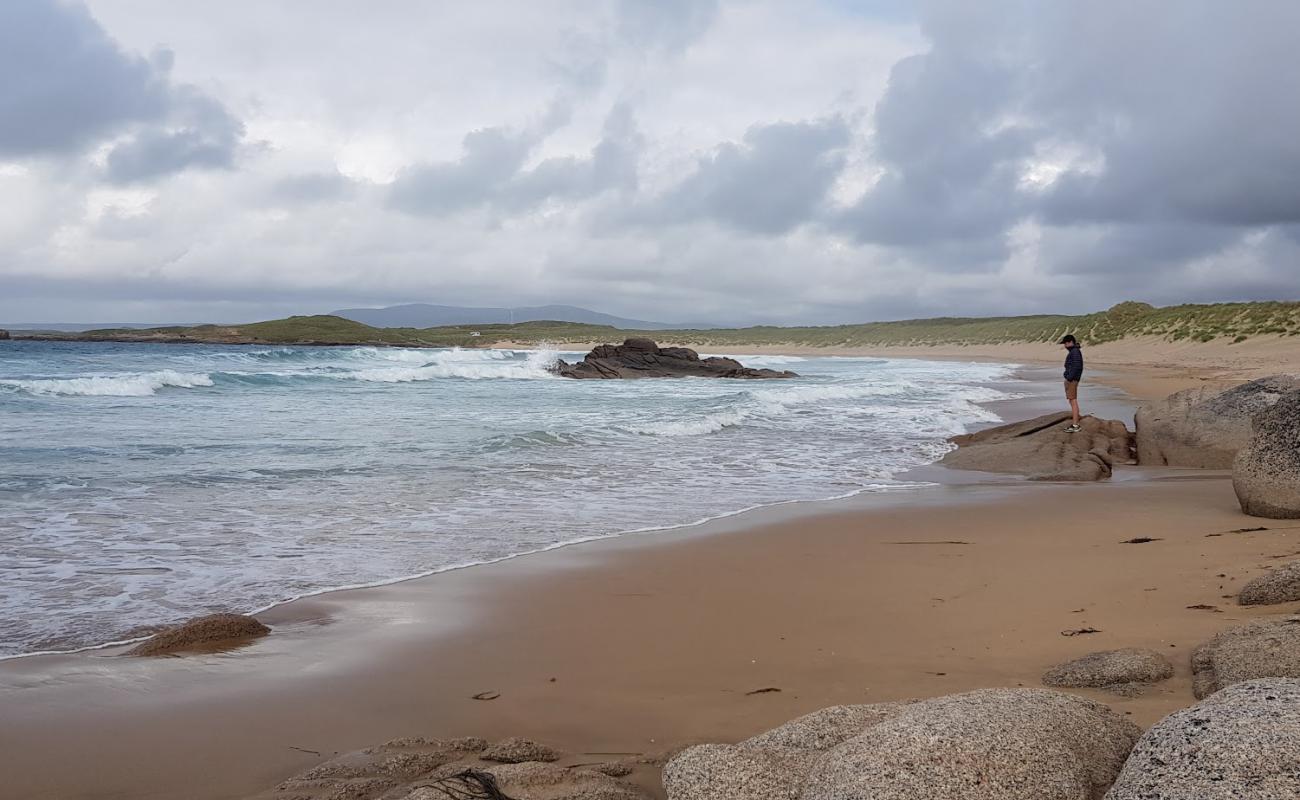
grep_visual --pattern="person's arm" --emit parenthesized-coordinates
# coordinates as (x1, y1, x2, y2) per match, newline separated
(1065, 349, 1084, 382)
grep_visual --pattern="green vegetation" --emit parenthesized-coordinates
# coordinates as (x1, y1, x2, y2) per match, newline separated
(27, 301, 1300, 349)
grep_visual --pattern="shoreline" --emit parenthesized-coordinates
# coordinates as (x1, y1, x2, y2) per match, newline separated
(1, 358, 1295, 799)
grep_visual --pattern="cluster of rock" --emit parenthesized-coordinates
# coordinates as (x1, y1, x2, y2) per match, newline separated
(249, 735, 656, 800)
(940, 412, 1135, 481)
(550, 339, 796, 380)
(664, 678, 1300, 799)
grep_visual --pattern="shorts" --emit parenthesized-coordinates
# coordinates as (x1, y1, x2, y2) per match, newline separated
(1064, 380, 1079, 400)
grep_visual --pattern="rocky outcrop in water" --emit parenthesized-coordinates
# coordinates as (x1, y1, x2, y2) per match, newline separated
(1135, 376, 1299, 468)
(1104, 678, 1300, 799)
(551, 339, 797, 379)
(127, 613, 269, 656)
(940, 412, 1135, 481)
(0, 329, 9, 340)
(1233, 388, 1300, 518)
(665, 688, 1140, 800)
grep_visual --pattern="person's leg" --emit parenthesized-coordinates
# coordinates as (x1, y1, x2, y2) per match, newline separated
(1070, 396, 1081, 425)
(1065, 381, 1081, 430)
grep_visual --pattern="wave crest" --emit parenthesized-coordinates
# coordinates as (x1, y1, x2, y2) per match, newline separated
(1, 370, 214, 397)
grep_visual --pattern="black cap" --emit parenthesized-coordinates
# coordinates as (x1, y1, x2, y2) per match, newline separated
(1059, 334, 1077, 344)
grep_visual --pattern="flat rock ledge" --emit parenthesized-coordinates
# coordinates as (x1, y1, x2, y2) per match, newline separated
(1234, 387, 1300, 518)
(941, 412, 1135, 481)
(1043, 648, 1175, 694)
(665, 688, 1141, 800)
(1134, 375, 1300, 468)
(249, 736, 653, 800)
(1104, 678, 1300, 799)
(551, 338, 797, 379)
(127, 613, 269, 656)
(1239, 561, 1300, 606)
(1191, 616, 1300, 698)
(481, 737, 560, 764)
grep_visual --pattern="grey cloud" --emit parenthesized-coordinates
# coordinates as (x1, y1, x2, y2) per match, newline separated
(0, 0, 243, 180)
(388, 104, 640, 216)
(629, 118, 850, 235)
(271, 171, 357, 205)
(104, 89, 245, 183)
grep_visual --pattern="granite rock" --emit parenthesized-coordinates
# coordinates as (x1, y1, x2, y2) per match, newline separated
(663, 744, 818, 800)
(1043, 648, 1175, 691)
(1135, 376, 1300, 468)
(941, 412, 1135, 481)
(1191, 616, 1300, 698)
(127, 613, 269, 656)
(1104, 678, 1300, 799)
(801, 688, 1141, 800)
(1234, 388, 1300, 518)
(1239, 561, 1300, 606)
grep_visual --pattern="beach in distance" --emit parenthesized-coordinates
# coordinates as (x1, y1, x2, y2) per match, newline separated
(2, 335, 1298, 799)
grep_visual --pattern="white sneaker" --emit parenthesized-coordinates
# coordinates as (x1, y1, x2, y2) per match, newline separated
(1065, 424, 1081, 433)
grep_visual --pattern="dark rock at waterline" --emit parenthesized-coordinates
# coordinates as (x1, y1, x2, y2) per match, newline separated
(1135, 375, 1300, 468)
(1233, 388, 1300, 518)
(551, 339, 797, 379)
(0, 329, 9, 340)
(127, 612, 269, 656)
(1105, 678, 1300, 799)
(940, 412, 1135, 481)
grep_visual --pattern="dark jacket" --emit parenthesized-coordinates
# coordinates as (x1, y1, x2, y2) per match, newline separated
(1063, 346, 1084, 382)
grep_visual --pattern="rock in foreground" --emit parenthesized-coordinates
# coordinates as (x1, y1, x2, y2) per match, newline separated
(940, 412, 1135, 481)
(665, 688, 1140, 800)
(1233, 388, 1300, 518)
(127, 613, 269, 656)
(252, 736, 653, 800)
(1191, 616, 1300, 698)
(1042, 648, 1174, 692)
(1105, 678, 1300, 799)
(551, 338, 797, 379)
(1134, 376, 1299, 468)
(1239, 561, 1300, 606)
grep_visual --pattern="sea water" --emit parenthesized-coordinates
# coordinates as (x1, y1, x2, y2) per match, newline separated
(0, 341, 1021, 658)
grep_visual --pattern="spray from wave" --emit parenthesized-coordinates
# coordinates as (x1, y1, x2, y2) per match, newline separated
(0, 370, 214, 397)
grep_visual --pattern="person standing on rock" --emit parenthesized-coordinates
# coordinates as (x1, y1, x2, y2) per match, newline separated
(1060, 334, 1084, 433)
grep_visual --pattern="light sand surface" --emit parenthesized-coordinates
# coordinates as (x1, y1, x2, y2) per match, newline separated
(2, 472, 1298, 799)
(3, 358, 1299, 800)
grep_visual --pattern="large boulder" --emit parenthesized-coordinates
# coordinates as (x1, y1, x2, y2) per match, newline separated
(940, 412, 1135, 481)
(742, 702, 912, 751)
(1042, 648, 1174, 692)
(1239, 561, 1300, 606)
(1234, 388, 1300, 518)
(552, 339, 797, 379)
(1191, 616, 1300, 698)
(1135, 376, 1299, 468)
(1104, 678, 1300, 799)
(801, 688, 1141, 800)
(0, 329, 9, 340)
(662, 744, 819, 800)
(127, 613, 269, 656)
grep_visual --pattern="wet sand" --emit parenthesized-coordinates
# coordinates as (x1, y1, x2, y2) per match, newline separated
(2, 363, 1297, 799)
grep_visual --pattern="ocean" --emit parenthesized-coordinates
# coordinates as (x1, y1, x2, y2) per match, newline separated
(0, 341, 1021, 658)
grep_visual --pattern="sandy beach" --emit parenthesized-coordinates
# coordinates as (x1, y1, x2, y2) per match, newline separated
(2, 352, 1298, 800)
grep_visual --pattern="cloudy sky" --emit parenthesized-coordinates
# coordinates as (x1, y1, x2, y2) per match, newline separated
(2, 0, 1298, 325)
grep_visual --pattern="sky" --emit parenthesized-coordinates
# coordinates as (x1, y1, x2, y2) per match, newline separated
(2, 0, 1298, 326)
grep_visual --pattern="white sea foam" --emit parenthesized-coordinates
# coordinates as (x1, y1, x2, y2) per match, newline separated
(0, 370, 214, 397)
(345, 348, 559, 382)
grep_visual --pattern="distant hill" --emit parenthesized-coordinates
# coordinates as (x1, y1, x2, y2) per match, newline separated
(330, 303, 711, 330)
(13, 301, 1300, 350)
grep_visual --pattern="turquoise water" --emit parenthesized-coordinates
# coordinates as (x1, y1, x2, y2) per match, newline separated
(0, 341, 1020, 657)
